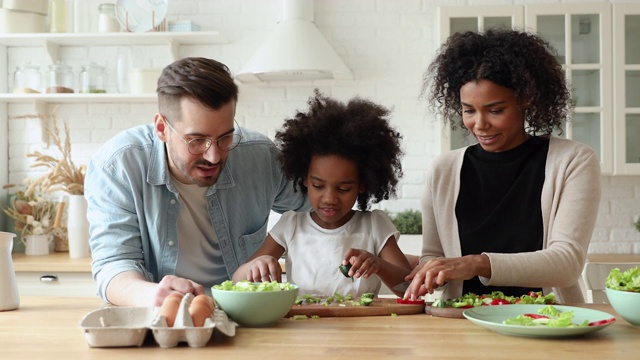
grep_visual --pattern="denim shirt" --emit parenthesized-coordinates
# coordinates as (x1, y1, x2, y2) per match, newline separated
(85, 124, 308, 302)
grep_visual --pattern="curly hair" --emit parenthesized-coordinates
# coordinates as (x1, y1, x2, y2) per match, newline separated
(275, 90, 404, 211)
(422, 28, 573, 135)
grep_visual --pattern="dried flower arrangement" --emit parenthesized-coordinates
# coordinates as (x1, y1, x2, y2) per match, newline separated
(2, 185, 64, 239)
(3, 112, 84, 251)
(19, 113, 86, 196)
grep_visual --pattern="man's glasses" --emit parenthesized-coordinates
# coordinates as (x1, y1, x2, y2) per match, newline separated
(163, 116, 242, 155)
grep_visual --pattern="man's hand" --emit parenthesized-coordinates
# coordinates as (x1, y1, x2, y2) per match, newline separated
(106, 272, 205, 307)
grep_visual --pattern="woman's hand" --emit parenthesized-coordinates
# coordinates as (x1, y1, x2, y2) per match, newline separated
(244, 255, 282, 282)
(403, 254, 490, 300)
(342, 248, 381, 279)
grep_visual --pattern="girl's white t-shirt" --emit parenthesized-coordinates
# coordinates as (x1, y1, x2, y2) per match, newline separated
(270, 209, 399, 297)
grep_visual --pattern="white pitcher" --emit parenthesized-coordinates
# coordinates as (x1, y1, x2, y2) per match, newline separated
(0, 231, 20, 311)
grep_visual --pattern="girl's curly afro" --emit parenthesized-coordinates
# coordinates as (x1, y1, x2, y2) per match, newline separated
(275, 90, 404, 211)
(422, 28, 573, 135)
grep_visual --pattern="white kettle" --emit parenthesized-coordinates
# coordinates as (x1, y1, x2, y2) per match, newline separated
(0, 232, 20, 311)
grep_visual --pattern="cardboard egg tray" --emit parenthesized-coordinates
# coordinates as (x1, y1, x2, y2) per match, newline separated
(79, 293, 236, 348)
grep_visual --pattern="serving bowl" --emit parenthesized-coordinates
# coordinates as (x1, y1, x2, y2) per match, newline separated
(211, 283, 299, 327)
(605, 288, 640, 327)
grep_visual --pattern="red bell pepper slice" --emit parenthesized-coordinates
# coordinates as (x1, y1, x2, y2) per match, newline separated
(489, 299, 511, 305)
(396, 298, 425, 305)
(588, 318, 616, 327)
(523, 313, 549, 319)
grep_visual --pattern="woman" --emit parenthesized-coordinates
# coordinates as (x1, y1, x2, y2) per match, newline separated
(404, 29, 601, 303)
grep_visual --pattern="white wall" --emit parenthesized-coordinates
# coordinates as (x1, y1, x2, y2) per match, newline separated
(3, 0, 640, 253)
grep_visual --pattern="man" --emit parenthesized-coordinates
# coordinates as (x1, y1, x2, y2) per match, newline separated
(86, 57, 309, 306)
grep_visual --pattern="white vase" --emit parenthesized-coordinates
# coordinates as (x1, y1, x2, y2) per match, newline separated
(22, 234, 53, 256)
(67, 194, 90, 259)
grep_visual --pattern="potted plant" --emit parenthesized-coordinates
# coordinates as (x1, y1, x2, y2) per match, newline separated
(391, 209, 422, 235)
(390, 209, 422, 267)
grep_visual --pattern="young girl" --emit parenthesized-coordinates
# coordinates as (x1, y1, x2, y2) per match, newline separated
(232, 91, 412, 297)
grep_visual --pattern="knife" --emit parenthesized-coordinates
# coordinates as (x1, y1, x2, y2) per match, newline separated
(392, 281, 448, 293)
(391, 281, 412, 293)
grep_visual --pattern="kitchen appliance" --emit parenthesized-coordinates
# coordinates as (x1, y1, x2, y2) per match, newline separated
(235, 0, 353, 83)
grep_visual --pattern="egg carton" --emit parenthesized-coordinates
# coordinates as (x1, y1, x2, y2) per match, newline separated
(79, 293, 236, 348)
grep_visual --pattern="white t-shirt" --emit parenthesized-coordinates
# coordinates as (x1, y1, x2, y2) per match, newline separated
(270, 209, 399, 297)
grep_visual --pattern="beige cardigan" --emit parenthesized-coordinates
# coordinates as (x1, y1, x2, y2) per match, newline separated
(420, 136, 601, 303)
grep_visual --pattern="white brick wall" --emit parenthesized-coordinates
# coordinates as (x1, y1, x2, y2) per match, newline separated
(3, 0, 640, 253)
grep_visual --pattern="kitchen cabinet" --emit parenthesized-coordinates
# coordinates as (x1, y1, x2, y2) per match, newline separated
(12, 252, 95, 297)
(613, 3, 640, 175)
(438, 3, 638, 175)
(526, 3, 613, 174)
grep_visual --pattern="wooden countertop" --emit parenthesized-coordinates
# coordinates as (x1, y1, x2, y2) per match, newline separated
(9, 252, 638, 274)
(12, 252, 92, 272)
(586, 254, 640, 263)
(0, 296, 638, 359)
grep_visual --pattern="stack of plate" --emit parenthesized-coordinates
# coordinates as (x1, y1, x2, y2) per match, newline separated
(0, 0, 48, 34)
(115, 0, 169, 33)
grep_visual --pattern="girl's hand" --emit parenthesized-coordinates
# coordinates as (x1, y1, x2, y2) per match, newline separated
(343, 248, 381, 279)
(245, 255, 282, 282)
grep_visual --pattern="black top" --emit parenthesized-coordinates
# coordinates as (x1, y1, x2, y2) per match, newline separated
(456, 136, 550, 296)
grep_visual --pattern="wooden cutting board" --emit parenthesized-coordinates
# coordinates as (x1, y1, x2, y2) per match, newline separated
(285, 298, 425, 318)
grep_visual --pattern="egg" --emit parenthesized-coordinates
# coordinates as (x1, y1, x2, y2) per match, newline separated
(189, 295, 215, 327)
(158, 293, 183, 327)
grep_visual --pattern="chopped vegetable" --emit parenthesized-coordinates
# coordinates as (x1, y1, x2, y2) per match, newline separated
(213, 280, 296, 292)
(291, 315, 308, 320)
(295, 292, 375, 306)
(433, 291, 556, 308)
(605, 266, 640, 292)
(397, 298, 425, 305)
(503, 305, 588, 328)
(339, 263, 354, 282)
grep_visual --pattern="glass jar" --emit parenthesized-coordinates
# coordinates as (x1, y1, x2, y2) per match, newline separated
(13, 63, 42, 93)
(98, 3, 120, 33)
(80, 63, 107, 93)
(46, 62, 75, 93)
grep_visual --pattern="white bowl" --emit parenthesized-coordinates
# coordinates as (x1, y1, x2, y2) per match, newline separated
(605, 287, 640, 327)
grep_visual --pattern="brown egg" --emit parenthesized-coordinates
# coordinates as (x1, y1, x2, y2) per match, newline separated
(189, 295, 214, 327)
(192, 295, 215, 312)
(158, 293, 183, 327)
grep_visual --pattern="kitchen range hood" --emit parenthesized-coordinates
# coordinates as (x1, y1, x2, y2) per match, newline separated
(235, 0, 353, 83)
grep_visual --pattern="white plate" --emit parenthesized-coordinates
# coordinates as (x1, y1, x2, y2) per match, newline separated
(116, 0, 168, 32)
(463, 304, 616, 338)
